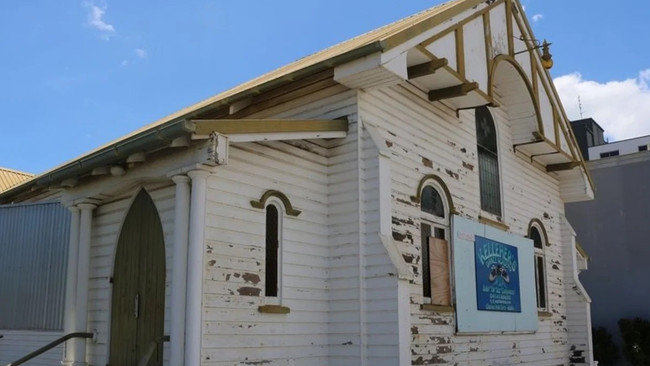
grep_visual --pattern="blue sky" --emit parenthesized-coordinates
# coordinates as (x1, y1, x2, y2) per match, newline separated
(2, 0, 650, 174)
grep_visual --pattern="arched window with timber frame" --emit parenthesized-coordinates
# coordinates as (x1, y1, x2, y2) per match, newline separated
(476, 106, 502, 217)
(265, 203, 281, 297)
(250, 190, 301, 300)
(419, 178, 451, 307)
(528, 220, 548, 311)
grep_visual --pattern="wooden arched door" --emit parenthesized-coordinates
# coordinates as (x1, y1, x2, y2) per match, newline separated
(110, 190, 166, 366)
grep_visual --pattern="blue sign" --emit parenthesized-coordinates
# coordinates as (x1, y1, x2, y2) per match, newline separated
(474, 236, 521, 312)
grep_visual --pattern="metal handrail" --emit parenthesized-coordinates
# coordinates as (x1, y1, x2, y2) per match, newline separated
(137, 335, 170, 366)
(6, 332, 93, 366)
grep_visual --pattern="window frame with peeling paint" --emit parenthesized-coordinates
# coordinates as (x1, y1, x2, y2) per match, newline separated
(420, 182, 452, 306)
(528, 221, 549, 312)
(475, 106, 502, 217)
(265, 198, 284, 301)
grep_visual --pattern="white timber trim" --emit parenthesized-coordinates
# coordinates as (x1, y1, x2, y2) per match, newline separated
(170, 175, 191, 366)
(363, 119, 412, 365)
(62, 205, 80, 366)
(73, 200, 99, 366)
(363, 121, 392, 237)
(397, 280, 411, 366)
(561, 214, 591, 303)
(378, 235, 414, 282)
(185, 169, 211, 366)
(364, 121, 413, 281)
(356, 113, 367, 366)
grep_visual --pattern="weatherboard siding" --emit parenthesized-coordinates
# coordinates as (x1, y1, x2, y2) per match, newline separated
(562, 219, 593, 365)
(202, 141, 329, 365)
(200, 87, 359, 365)
(358, 84, 572, 365)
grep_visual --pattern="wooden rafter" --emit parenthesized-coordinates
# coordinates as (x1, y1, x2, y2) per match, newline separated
(546, 161, 580, 173)
(407, 59, 448, 79)
(428, 82, 478, 102)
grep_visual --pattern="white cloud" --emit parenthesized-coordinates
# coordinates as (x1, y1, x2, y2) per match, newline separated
(85, 2, 115, 38)
(532, 14, 543, 22)
(135, 48, 147, 59)
(555, 70, 650, 141)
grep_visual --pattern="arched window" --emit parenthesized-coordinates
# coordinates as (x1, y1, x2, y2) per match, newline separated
(476, 106, 501, 216)
(265, 203, 281, 297)
(528, 220, 548, 310)
(420, 182, 451, 306)
(251, 190, 300, 300)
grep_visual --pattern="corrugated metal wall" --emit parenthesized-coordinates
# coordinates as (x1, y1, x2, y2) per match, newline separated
(0, 202, 70, 330)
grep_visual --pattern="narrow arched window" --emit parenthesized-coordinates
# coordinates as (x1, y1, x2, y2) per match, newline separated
(420, 183, 450, 306)
(476, 106, 501, 216)
(528, 222, 548, 310)
(265, 204, 280, 297)
(421, 186, 445, 218)
(252, 190, 299, 300)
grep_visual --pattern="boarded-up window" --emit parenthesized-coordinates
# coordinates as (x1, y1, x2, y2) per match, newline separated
(420, 183, 450, 305)
(429, 237, 451, 306)
(265, 205, 279, 297)
(0, 202, 70, 330)
(476, 106, 501, 216)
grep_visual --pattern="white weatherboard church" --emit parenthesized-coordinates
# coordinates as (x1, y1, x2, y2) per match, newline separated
(0, 0, 595, 364)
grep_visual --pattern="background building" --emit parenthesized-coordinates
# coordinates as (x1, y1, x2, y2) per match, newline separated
(568, 121, 650, 365)
(0, 167, 32, 192)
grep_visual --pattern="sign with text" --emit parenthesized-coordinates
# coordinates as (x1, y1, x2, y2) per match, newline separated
(474, 236, 521, 312)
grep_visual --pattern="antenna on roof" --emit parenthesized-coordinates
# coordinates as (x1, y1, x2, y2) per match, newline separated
(578, 95, 584, 119)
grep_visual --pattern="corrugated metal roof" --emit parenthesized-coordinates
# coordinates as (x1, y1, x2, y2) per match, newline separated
(2, 0, 484, 199)
(60, 0, 474, 152)
(0, 167, 33, 192)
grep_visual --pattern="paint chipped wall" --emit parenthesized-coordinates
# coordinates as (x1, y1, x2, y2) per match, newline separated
(359, 84, 575, 365)
(199, 87, 359, 365)
(201, 140, 331, 365)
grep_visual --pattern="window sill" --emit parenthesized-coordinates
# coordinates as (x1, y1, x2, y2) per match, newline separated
(537, 311, 553, 318)
(420, 304, 455, 313)
(258, 305, 290, 314)
(478, 215, 509, 231)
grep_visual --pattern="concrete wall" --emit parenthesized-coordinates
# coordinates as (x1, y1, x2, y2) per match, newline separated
(566, 152, 650, 364)
(589, 135, 650, 160)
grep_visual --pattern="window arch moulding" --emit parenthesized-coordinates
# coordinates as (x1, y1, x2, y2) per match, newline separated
(411, 174, 457, 215)
(527, 218, 550, 247)
(250, 190, 301, 217)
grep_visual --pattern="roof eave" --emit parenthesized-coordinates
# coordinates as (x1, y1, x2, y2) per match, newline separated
(0, 41, 386, 203)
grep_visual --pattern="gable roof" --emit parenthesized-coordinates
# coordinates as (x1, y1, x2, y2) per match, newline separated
(0, 167, 33, 192)
(83, 0, 482, 144)
(2, 0, 592, 202)
(0, 0, 484, 201)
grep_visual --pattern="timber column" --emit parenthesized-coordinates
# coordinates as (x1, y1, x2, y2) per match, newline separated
(73, 201, 98, 366)
(185, 169, 211, 366)
(62, 205, 81, 366)
(170, 175, 191, 366)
